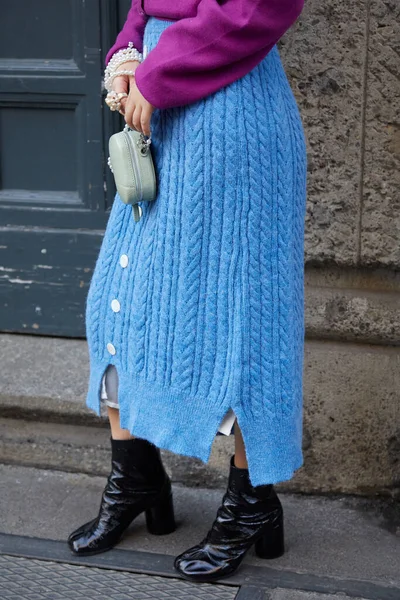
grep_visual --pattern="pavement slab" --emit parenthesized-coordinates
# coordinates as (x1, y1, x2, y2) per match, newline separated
(0, 463, 399, 600)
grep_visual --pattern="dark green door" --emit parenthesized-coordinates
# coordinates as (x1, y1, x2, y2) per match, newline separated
(0, 0, 130, 337)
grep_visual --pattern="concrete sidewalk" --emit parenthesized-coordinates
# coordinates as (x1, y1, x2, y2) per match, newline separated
(0, 463, 399, 599)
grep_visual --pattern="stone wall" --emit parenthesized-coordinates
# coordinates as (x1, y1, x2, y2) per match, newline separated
(277, 0, 400, 495)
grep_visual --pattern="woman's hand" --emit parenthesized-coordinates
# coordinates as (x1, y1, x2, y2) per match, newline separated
(112, 60, 155, 137)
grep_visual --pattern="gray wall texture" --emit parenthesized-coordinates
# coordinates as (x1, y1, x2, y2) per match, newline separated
(276, 0, 400, 495)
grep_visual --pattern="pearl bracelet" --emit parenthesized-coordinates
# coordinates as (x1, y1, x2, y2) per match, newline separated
(108, 69, 136, 84)
(104, 41, 143, 91)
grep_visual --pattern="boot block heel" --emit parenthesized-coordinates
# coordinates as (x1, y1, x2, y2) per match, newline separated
(254, 518, 285, 559)
(145, 492, 176, 535)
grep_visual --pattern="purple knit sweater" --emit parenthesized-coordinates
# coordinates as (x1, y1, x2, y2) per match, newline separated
(106, 0, 304, 109)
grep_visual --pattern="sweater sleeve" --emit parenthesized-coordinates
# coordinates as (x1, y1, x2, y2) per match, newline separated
(105, 1, 148, 63)
(134, 0, 304, 110)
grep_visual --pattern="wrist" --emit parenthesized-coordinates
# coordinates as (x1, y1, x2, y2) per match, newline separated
(115, 59, 140, 73)
(104, 42, 143, 92)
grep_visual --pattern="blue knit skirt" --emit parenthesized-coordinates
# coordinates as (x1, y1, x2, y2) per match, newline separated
(85, 16, 307, 486)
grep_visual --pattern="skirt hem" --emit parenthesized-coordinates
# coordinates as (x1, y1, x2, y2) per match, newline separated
(85, 355, 303, 486)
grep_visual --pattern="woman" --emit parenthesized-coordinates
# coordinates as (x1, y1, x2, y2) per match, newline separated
(67, 0, 307, 583)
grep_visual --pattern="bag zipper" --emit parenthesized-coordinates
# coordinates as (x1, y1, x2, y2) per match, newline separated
(124, 129, 143, 202)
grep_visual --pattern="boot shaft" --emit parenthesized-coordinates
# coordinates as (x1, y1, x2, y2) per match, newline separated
(227, 455, 280, 504)
(110, 436, 170, 491)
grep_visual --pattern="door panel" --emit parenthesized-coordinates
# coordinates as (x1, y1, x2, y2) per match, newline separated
(0, 228, 99, 336)
(0, 0, 129, 336)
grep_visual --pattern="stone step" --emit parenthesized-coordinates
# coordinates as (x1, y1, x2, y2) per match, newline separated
(1, 332, 399, 495)
(0, 416, 230, 489)
(0, 331, 234, 489)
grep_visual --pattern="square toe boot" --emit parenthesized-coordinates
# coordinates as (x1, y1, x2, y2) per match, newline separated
(174, 455, 284, 582)
(67, 436, 176, 556)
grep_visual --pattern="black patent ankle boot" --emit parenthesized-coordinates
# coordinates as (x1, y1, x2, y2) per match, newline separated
(174, 454, 284, 582)
(68, 436, 176, 556)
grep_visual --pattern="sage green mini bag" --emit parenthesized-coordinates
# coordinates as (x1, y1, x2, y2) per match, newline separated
(107, 124, 157, 222)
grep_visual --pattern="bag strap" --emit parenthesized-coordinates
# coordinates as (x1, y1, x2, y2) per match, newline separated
(132, 204, 142, 222)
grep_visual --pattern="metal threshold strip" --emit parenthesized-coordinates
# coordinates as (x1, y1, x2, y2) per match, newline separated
(0, 533, 398, 600)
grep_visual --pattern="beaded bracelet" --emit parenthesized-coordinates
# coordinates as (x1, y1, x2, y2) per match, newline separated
(108, 69, 136, 84)
(104, 41, 143, 92)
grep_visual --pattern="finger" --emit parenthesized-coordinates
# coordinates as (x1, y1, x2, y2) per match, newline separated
(112, 75, 129, 95)
(124, 94, 136, 129)
(119, 96, 127, 115)
(132, 104, 143, 134)
(140, 107, 152, 137)
(123, 75, 138, 128)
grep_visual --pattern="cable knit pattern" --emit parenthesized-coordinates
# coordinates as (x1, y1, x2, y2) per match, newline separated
(85, 17, 307, 487)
